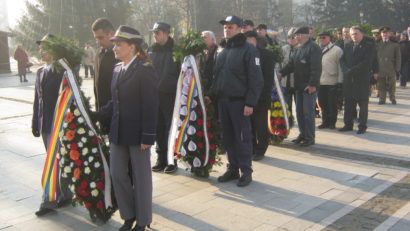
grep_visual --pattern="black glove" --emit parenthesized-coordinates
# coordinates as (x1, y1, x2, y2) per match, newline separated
(32, 127, 40, 137)
(89, 111, 101, 124)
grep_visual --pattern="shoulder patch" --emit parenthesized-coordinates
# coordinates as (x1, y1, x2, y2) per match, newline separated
(255, 57, 260, 66)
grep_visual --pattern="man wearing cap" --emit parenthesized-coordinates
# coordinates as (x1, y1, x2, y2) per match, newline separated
(244, 30, 275, 161)
(241, 19, 255, 33)
(279, 26, 322, 147)
(317, 31, 343, 130)
(213, 15, 263, 187)
(376, 26, 401, 105)
(339, 26, 377, 134)
(91, 18, 119, 134)
(147, 22, 180, 174)
(32, 34, 71, 216)
(256, 24, 274, 46)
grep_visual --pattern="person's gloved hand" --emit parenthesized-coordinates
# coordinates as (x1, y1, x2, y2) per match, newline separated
(32, 127, 40, 137)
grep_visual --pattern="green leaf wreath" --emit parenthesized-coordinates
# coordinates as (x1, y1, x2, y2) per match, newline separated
(173, 30, 207, 63)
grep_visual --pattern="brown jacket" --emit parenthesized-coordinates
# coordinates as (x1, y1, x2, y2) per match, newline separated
(376, 41, 401, 77)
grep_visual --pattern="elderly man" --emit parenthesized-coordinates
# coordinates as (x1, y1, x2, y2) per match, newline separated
(201, 30, 218, 92)
(376, 26, 401, 105)
(280, 26, 322, 147)
(339, 26, 377, 134)
(148, 22, 180, 173)
(317, 31, 343, 129)
(213, 15, 263, 187)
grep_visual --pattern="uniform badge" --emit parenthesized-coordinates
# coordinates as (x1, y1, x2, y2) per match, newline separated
(255, 57, 260, 66)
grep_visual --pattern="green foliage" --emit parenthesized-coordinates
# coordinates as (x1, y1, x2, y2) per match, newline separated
(173, 30, 207, 64)
(266, 44, 284, 63)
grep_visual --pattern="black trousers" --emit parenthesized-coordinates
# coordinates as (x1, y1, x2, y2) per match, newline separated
(84, 65, 95, 77)
(318, 85, 338, 126)
(218, 100, 253, 176)
(155, 92, 176, 165)
(251, 107, 269, 156)
(343, 97, 369, 130)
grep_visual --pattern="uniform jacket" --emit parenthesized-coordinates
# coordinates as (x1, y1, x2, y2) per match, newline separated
(212, 33, 264, 107)
(257, 46, 275, 109)
(340, 39, 376, 99)
(280, 39, 322, 91)
(32, 65, 64, 134)
(320, 42, 343, 85)
(99, 57, 159, 146)
(147, 37, 180, 94)
(376, 40, 401, 77)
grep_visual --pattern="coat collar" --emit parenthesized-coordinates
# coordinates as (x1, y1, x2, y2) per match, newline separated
(115, 57, 140, 84)
(219, 33, 247, 48)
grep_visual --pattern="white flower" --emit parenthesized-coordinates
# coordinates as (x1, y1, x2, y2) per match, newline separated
(92, 148, 98, 153)
(188, 141, 197, 151)
(67, 144, 71, 149)
(91, 189, 99, 197)
(90, 182, 96, 188)
(64, 166, 72, 173)
(88, 131, 95, 136)
(78, 142, 83, 148)
(78, 117, 84, 124)
(94, 162, 100, 168)
(70, 185, 75, 193)
(60, 147, 67, 155)
(59, 130, 64, 137)
(84, 167, 91, 174)
(62, 136, 67, 141)
(88, 156, 94, 163)
(70, 162, 74, 167)
(84, 161, 88, 166)
(82, 148, 89, 155)
(78, 128, 85, 135)
(81, 137, 87, 143)
(61, 172, 67, 178)
(72, 177, 76, 182)
(73, 109, 81, 116)
(63, 122, 68, 128)
(193, 157, 201, 167)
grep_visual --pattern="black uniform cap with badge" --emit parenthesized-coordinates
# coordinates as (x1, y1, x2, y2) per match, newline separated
(150, 22, 171, 33)
(110, 25, 144, 45)
(219, 15, 243, 27)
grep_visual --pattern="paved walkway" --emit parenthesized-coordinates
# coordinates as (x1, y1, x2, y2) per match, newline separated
(0, 71, 409, 231)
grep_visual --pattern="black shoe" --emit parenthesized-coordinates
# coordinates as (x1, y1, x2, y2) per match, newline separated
(164, 164, 178, 174)
(237, 174, 252, 187)
(391, 99, 397, 105)
(35, 207, 54, 216)
(357, 129, 366, 134)
(119, 218, 135, 231)
(318, 124, 328, 129)
(217, 171, 240, 182)
(152, 162, 166, 172)
(24, 79, 28, 82)
(291, 135, 304, 144)
(378, 101, 385, 105)
(252, 154, 264, 161)
(132, 225, 148, 231)
(57, 199, 71, 208)
(339, 126, 353, 132)
(299, 140, 315, 147)
(328, 125, 336, 129)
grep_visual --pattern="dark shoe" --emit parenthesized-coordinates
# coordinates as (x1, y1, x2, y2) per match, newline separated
(217, 171, 240, 182)
(339, 126, 353, 132)
(152, 162, 166, 172)
(252, 154, 264, 161)
(119, 218, 135, 231)
(318, 124, 328, 129)
(291, 135, 304, 144)
(391, 99, 397, 105)
(35, 207, 54, 216)
(356, 129, 366, 134)
(328, 125, 336, 129)
(57, 199, 71, 208)
(132, 225, 148, 231)
(24, 79, 28, 82)
(378, 101, 385, 105)
(237, 174, 252, 187)
(299, 140, 315, 147)
(164, 164, 178, 174)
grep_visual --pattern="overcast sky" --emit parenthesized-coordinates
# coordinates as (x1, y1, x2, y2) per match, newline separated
(7, 0, 31, 27)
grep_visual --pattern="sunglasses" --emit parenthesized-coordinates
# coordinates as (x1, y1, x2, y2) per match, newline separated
(319, 36, 328, 39)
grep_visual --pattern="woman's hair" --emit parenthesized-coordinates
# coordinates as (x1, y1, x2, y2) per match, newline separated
(127, 39, 151, 63)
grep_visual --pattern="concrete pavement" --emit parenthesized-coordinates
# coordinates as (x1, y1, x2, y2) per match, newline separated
(0, 69, 409, 231)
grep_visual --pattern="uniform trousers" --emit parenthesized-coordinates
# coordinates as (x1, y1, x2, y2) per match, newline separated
(218, 100, 253, 176)
(110, 144, 152, 226)
(318, 85, 338, 127)
(295, 90, 317, 142)
(155, 92, 176, 165)
(377, 75, 396, 102)
(40, 132, 72, 209)
(250, 107, 269, 156)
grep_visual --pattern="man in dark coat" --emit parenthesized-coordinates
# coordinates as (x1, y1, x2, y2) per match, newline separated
(244, 30, 275, 161)
(91, 18, 119, 134)
(280, 26, 322, 147)
(212, 15, 263, 187)
(147, 22, 180, 174)
(339, 26, 377, 134)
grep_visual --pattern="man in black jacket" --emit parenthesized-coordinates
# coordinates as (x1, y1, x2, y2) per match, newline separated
(280, 26, 322, 147)
(148, 22, 180, 174)
(339, 26, 377, 134)
(213, 15, 263, 187)
(244, 30, 275, 161)
(92, 18, 119, 134)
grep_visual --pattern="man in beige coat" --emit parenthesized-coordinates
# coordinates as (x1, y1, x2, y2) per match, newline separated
(376, 26, 401, 104)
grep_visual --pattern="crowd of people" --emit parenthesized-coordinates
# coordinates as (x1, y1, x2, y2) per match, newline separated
(30, 14, 409, 231)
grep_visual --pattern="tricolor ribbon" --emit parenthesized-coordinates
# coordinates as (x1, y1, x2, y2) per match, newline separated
(268, 71, 290, 135)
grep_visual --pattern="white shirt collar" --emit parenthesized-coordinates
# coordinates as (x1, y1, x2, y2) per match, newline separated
(121, 55, 137, 71)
